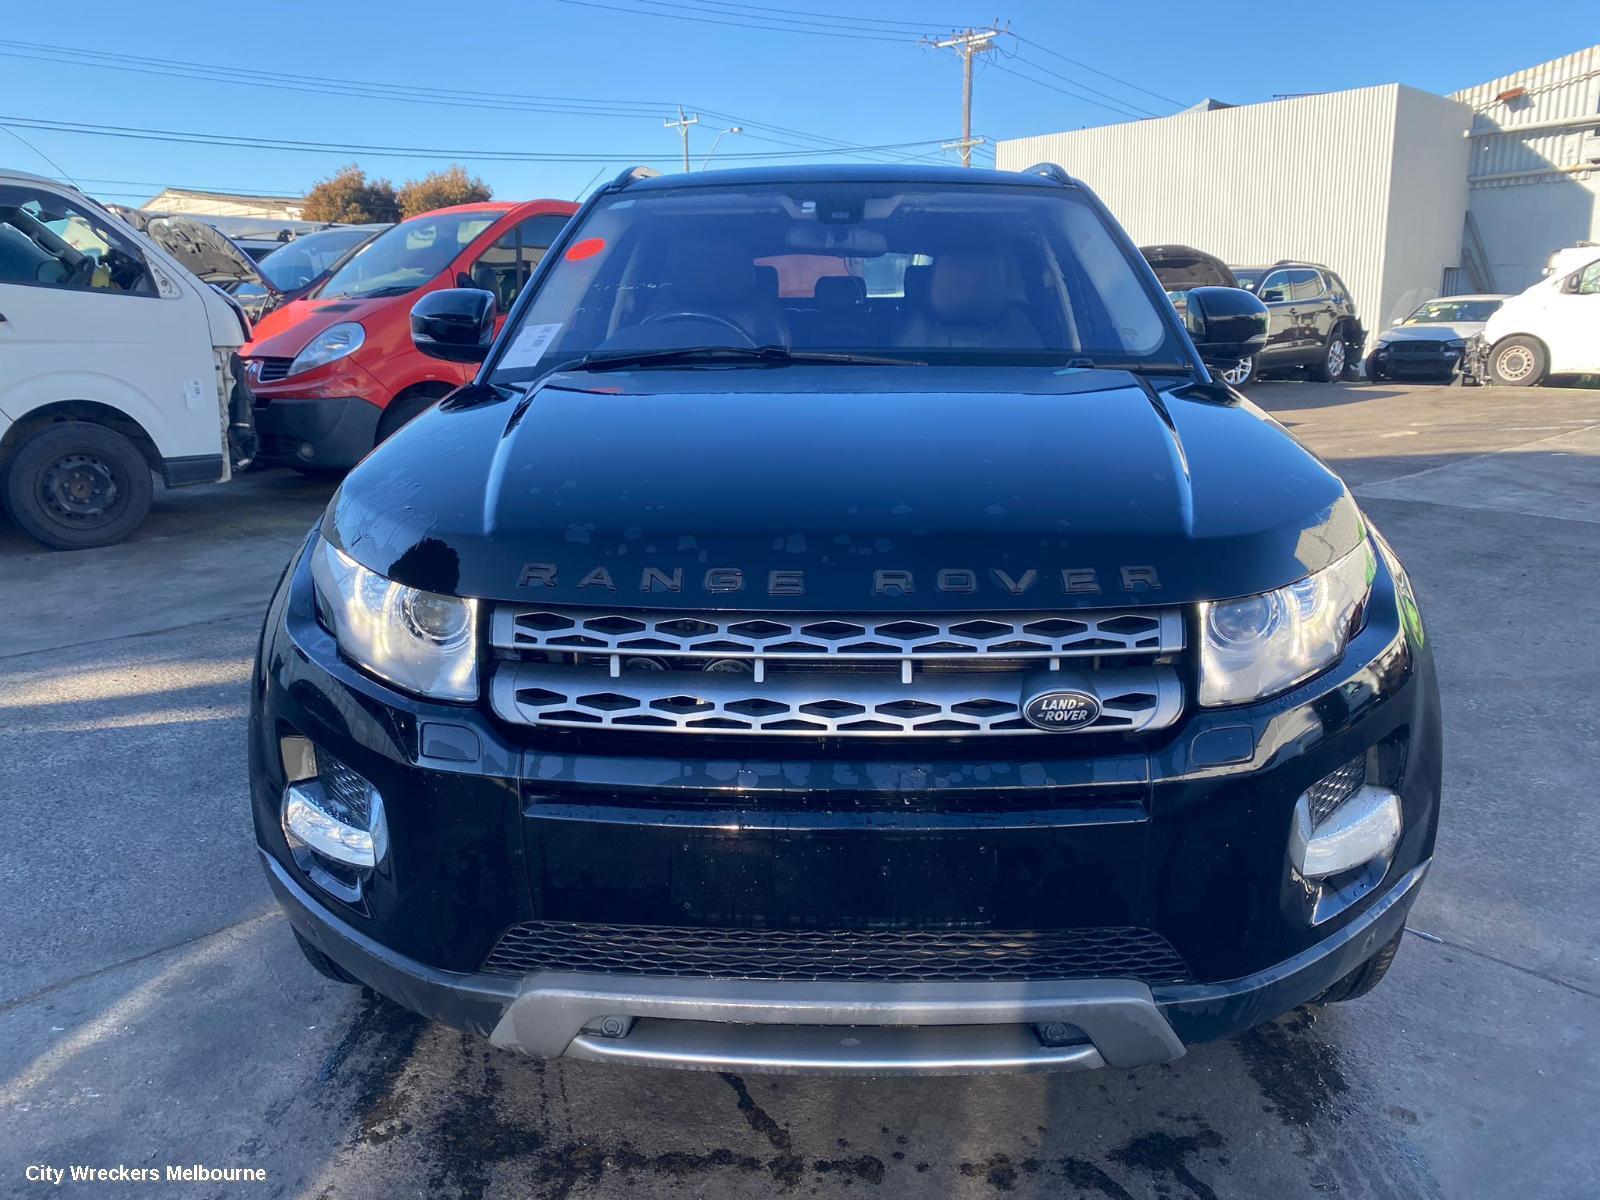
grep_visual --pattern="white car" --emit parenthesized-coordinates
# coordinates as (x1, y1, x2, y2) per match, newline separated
(1366, 294, 1506, 382)
(1478, 245, 1600, 387)
(0, 170, 251, 549)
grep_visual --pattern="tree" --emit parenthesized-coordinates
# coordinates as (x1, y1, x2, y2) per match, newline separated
(398, 166, 493, 219)
(300, 165, 400, 224)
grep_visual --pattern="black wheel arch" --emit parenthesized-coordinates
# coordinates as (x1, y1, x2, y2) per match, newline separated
(0, 401, 162, 478)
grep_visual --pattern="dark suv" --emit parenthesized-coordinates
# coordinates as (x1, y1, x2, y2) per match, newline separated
(249, 164, 1440, 1076)
(1231, 261, 1366, 386)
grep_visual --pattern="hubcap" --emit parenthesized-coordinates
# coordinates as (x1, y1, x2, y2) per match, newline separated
(1327, 339, 1346, 378)
(40, 452, 122, 523)
(1496, 346, 1533, 382)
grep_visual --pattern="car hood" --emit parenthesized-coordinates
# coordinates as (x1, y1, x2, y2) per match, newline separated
(244, 294, 395, 355)
(137, 215, 273, 291)
(1377, 321, 1484, 343)
(323, 366, 1364, 611)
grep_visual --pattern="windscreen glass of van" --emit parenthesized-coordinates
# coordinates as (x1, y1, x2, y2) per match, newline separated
(318, 213, 495, 301)
(0, 192, 152, 294)
(490, 181, 1184, 380)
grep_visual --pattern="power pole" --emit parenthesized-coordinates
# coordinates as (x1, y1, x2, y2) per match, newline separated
(664, 105, 700, 173)
(923, 27, 1003, 167)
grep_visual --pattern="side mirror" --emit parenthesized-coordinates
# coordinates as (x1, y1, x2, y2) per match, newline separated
(411, 288, 496, 363)
(1259, 287, 1287, 303)
(1185, 286, 1268, 367)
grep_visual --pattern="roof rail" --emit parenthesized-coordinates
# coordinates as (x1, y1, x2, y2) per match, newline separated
(609, 166, 661, 190)
(1273, 258, 1332, 270)
(1021, 162, 1074, 186)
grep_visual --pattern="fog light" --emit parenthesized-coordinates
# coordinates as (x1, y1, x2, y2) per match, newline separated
(1289, 779, 1401, 880)
(278, 736, 388, 872)
(284, 788, 381, 869)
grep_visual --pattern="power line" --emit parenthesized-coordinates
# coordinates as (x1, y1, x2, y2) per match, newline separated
(2, 38, 939, 171)
(1008, 52, 1159, 117)
(1009, 33, 1184, 109)
(674, 0, 950, 30)
(555, 0, 908, 41)
(0, 114, 954, 164)
(989, 61, 1150, 121)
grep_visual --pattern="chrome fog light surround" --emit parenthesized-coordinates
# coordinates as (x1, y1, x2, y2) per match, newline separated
(278, 736, 389, 900)
(1289, 784, 1401, 881)
(283, 786, 385, 870)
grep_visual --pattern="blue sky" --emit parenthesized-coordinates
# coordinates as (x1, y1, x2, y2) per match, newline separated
(1, 0, 1593, 207)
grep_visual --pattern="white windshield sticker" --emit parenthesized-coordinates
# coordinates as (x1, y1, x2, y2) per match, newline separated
(498, 323, 563, 369)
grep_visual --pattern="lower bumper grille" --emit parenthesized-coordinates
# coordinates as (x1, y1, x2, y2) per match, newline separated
(481, 922, 1192, 984)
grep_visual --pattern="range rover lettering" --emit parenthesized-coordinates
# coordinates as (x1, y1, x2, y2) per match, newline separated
(249, 163, 1442, 1076)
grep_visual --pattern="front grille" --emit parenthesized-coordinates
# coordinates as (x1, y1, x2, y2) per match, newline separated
(489, 606, 1185, 738)
(1387, 340, 1450, 359)
(1305, 756, 1367, 826)
(481, 922, 1192, 984)
(249, 356, 294, 383)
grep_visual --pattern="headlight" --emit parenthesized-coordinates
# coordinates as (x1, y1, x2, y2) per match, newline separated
(1198, 540, 1375, 706)
(309, 538, 478, 701)
(1445, 338, 1468, 349)
(288, 322, 365, 377)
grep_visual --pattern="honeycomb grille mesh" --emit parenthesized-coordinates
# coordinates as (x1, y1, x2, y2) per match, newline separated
(488, 605, 1186, 738)
(493, 607, 1182, 660)
(481, 922, 1192, 984)
(1305, 757, 1367, 827)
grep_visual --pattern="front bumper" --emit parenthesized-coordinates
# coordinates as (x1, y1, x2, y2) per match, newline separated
(1369, 341, 1465, 378)
(253, 396, 381, 469)
(250, 533, 1442, 1073)
(267, 847, 1427, 1074)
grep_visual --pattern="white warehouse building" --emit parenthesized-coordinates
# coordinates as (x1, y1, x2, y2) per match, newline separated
(997, 44, 1600, 331)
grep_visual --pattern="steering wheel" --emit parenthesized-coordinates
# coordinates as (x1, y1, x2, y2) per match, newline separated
(64, 255, 99, 288)
(639, 310, 755, 345)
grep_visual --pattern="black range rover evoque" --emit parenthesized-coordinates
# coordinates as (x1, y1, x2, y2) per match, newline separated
(249, 163, 1441, 1076)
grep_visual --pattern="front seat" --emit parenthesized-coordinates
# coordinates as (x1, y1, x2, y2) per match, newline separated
(649, 243, 788, 346)
(900, 250, 1042, 349)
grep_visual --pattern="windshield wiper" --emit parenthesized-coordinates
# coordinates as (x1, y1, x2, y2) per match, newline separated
(1057, 357, 1194, 375)
(571, 345, 924, 371)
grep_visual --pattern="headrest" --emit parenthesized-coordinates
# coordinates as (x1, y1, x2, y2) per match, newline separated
(813, 274, 866, 308)
(928, 251, 1009, 323)
(902, 264, 932, 306)
(669, 243, 758, 306)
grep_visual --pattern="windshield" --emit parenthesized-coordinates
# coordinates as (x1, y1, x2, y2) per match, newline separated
(1232, 269, 1264, 292)
(318, 211, 498, 300)
(258, 226, 381, 291)
(490, 180, 1185, 381)
(1402, 298, 1502, 324)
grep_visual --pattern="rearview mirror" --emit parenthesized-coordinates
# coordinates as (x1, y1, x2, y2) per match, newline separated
(1184, 286, 1268, 368)
(411, 288, 496, 363)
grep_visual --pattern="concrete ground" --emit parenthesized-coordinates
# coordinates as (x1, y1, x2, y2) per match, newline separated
(2, 380, 1597, 1199)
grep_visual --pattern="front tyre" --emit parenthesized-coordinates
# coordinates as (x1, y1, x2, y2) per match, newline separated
(1313, 929, 1403, 1004)
(1220, 354, 1257, 388)
(1310, 332, 1348, 383)
(4, 422, 153, 550)
(1487, 336, 1547, 387)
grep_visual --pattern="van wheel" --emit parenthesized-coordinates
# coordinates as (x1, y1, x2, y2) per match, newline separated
(1313, 929, 1403, 1004)
(1487, 337, 1547, 387)
(4, 422, 153, 550)
(1310, 332, 1348, 382)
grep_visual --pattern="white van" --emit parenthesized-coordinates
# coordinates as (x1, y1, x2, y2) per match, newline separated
(0, 170, 252, 549)
(1479, 244, 1600, 386)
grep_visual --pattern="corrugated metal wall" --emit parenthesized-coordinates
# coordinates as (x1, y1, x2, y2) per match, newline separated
(997, 84, 1472, 333)
(1450, 45, 1600, 293)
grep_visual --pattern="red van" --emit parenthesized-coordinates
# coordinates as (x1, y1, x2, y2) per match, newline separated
(242, 199, 576, 470)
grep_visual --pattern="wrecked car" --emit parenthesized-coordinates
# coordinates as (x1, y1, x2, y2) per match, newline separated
(0, 172, 252, 549)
